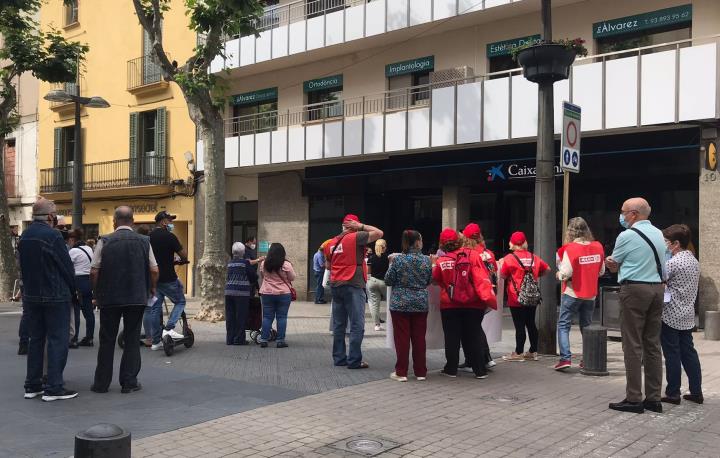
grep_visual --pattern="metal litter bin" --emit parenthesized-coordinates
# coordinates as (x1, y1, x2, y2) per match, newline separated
(600, 286, 621, 336)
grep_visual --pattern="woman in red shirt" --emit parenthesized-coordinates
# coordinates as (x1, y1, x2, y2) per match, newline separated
(500, 231, 550, 362)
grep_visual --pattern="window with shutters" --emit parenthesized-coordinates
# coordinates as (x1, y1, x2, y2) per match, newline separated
(129, 108, 167, 186)
(64, 0, 79, 26)
(51, 126, 76, 191)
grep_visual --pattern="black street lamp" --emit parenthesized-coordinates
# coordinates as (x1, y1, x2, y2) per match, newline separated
(44, 85, 109, 230)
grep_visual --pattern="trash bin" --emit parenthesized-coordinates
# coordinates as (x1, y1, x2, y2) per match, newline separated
(600, 286, 621, 331)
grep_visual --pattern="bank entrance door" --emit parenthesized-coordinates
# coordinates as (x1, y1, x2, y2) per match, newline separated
(470, 190, 534, 256)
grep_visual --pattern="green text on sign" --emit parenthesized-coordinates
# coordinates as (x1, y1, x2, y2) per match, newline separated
(231, 87, 278, 106)
(487, 35, 541, 58)
(593, 4, 692, 38)
(385, 56, 435, 77)
(303, 75, 343, 93)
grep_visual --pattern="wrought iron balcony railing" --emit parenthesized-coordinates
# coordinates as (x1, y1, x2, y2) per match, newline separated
(40, 156, 171, 193)
(127, 55, 166, 90)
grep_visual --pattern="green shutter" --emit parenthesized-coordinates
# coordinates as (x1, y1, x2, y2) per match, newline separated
(154, 107, 167, 182)
(53, 127, 62, 190)
(129, 112, 138, 184)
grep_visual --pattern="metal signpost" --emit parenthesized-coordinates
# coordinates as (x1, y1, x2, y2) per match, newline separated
(560, 101, 581, 236)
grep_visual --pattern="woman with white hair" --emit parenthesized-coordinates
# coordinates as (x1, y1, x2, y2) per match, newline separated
(225, 242, 258, 345)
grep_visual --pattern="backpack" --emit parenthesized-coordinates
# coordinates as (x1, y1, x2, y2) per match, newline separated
(509, 253, 542, 307)
(446, 250, 478, 305)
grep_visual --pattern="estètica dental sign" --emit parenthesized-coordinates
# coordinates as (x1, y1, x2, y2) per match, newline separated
(303, 75, 343, 93)
(487, 35, 541, 58)
(593, 4, 692, 38)
(385, 56, 434, 77)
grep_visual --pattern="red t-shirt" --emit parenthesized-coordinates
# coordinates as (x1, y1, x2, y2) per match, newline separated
(500, 250, 549, 307)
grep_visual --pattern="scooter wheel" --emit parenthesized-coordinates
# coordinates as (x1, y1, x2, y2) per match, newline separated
(163, 335, 175, 356)
(250, 331, 260, 343)
(184, 329, 195, 348)
(117, 330, 125, 349)
(269, 329, 278, 342)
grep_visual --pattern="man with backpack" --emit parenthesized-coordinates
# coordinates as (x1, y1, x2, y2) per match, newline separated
(432, 228, 497, 379)
(500, 231, 550, 362)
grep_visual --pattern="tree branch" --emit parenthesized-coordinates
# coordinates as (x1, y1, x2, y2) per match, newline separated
(131, 0, 177, 79)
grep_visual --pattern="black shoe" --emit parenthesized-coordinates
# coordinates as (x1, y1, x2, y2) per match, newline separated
(42, 389, 78, 402)
(276, 342, 288, 348)
(683, 394, 704, 404)
(90, 385, 108, 394)
(121, 384, 142, 394)
(609, 399, 644, 414)
(643, 400, 663, 413)
(661, 396, 681, 405)
(18, 342, 28, 355)
(260, 341, 268, 348)
(69, 339, 79, 349)
(379, 318, 385, 324)
(235, 340, 249, 346)
(78, 337, 94, 347)
(24, 389, 43, 399)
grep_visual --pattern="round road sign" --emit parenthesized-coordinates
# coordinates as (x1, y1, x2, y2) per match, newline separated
(566, 121, 578, 148)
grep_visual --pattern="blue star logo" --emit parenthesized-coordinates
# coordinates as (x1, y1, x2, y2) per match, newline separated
(487, 165, 506, 182)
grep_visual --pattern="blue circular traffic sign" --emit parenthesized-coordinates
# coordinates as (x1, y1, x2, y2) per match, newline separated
(563, 149, 571, 166)
(572, 151, 579, 167)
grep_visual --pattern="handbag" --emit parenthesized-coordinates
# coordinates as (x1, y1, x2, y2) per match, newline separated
(280, 271, 297, 301)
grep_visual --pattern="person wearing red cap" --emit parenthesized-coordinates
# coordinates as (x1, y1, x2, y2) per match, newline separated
(432, 228, 497, 379)
(499, 231, 550, 362)
(324, 214, 384, 369)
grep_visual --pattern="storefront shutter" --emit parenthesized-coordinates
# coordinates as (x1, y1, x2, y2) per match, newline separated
(154, 107, 167, 182)
(129, 112, 138, 184)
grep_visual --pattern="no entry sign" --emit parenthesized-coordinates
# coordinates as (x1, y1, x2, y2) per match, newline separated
(561, 101, 581, 173)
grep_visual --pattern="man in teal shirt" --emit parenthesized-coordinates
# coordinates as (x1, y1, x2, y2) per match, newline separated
(606, 197, 666, 414)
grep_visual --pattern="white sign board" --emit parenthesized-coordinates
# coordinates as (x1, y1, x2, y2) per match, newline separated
(561, 101, 581, 173)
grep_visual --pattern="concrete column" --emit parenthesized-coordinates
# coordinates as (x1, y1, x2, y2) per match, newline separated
(258, 171, 310, 299)
(442, 186, 470, 230)
(699, 127, 720, 328)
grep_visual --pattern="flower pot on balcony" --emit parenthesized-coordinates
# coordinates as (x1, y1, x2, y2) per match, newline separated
(516, 44, 576, 84)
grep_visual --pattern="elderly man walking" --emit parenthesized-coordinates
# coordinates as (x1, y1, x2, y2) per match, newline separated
(19, 198, 78, 401)
(91, 206, 158, 394)
(606, 197, 666, 414)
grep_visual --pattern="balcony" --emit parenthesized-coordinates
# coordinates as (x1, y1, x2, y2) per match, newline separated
(49, 81, 82, 112)
(127, 55, 169, 95)
(40, 157, 171, 194)
(198, 37, 719, 170)
(4, 174, 21, 199)
(210, 0, 520, 72)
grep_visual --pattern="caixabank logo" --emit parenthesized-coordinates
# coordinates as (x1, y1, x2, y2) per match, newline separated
(486, 162, 562, 182)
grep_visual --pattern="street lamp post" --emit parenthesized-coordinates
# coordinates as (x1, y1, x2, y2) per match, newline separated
(44, 86, 109, 230)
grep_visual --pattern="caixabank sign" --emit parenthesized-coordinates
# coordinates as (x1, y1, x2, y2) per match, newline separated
(486, 161, 562, 182)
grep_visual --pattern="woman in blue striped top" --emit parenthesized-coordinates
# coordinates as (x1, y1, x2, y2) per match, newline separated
(225, 242, 258, 345)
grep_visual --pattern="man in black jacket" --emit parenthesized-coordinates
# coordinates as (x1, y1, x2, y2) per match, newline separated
(90, 206, 159, 394)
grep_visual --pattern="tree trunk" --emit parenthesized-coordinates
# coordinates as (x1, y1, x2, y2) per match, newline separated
(0, 133, 18, 301)
(194, 114, 227, 322)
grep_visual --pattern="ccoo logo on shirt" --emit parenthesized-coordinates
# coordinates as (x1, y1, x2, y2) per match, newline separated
(579, 254, 601, 265)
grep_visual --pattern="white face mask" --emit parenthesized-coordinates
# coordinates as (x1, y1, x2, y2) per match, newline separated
(248, 243, 256, 250)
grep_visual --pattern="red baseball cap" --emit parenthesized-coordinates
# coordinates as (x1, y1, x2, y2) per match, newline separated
(439, 228, 458, 244)
(510, 231, 527, 246)
(462, 223, 481, 239)
(343, 214, 360, 223)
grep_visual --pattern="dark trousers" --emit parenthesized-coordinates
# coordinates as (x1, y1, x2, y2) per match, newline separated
(661, 322, 702, 397)
(314, 270, 325, 303)
(18, 302, 29, 345)
(441, 308, 486, 376)
(225, 295, 250, 344)
(391, 311, 428, 377)
(510, 306, 538, 354)
(73, 275, 95, 340)
(461, 312, 491, 365)
(93, 305, 145, 390)
(24, 302, 70, 394)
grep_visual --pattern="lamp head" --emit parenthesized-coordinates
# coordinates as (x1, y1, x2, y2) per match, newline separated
(43, 89, 72, 103)
(86, 96, 110, 108)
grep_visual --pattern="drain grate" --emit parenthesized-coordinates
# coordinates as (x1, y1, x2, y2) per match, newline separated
(477, 393, 535, 405)
(327, 435, 402, 456)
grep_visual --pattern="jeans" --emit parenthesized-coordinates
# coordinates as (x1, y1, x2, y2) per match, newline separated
(73, 275, 95, 340)
(331, 285, 366, 368)
(441, 308, 487, 376)
(260, 294, 291, 343)
(93, 305, 145, 390)
(366, 277, 386, 326)
(660, 322, 702, 397)
(391, 311, 427, 377)
(510, 306, 538, 354)
(314, 270, 325, 303)
(557, 294, 594, 361)
(18, 302, 29, 345)
(225, 295, 250, 344)
(151, 279, 186, 344)
(24, 302, 70, 394)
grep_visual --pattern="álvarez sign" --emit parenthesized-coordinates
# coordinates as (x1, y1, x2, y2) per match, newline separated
(385, 56, 434, 77)
(231, 87, 278, 106)
(303, 75, 343, 93)
(487, 35, 541, 58)
(593, 4, 692, 38)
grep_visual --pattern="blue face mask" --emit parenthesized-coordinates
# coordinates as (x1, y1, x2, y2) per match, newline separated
(619, 213, 629, 229)
(167, 223, 174, 232)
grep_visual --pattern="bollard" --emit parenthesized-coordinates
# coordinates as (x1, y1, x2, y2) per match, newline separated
(75, 424, 131, 458)
(580, 325, 609, 377)
(705, 311, 720, 340)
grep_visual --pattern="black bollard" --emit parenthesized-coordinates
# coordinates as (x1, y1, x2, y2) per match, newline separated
(580, 325, 609, 377)
(75, 424, 131, 458)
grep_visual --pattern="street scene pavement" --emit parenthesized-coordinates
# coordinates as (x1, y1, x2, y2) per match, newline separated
(1, 300, 719, 457)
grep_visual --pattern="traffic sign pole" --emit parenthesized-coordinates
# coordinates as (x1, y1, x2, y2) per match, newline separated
(562, 171, 570, 238)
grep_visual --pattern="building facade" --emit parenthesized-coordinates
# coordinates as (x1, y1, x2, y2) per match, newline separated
(200, 0, 720, 304)
(38, 0, 198, 291)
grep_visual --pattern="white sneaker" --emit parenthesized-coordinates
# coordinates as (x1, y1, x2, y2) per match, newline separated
(390, 372, 408, 382)
(374, 325, 383, 331)
(416, 376, 426, 381)
(150, 343, 163, 351)
(459, 366, 474, 373)
(163, 329, 184, 340)
(486, 360, 497, 369)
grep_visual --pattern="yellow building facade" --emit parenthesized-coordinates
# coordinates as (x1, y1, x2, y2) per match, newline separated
(38, 0, 198, 291)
